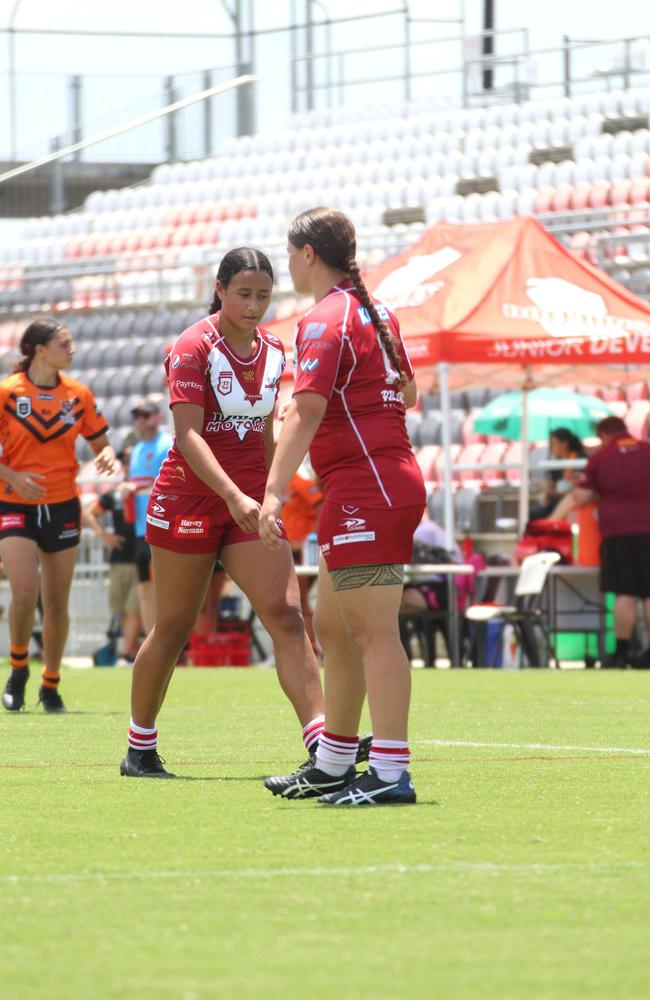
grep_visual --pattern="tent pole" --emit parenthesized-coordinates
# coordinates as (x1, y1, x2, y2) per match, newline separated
(518, 368, 532, 535)
(438, 361, 456, 549)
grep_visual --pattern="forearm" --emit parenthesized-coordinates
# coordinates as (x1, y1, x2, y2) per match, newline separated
(0, 461, 16, 487)
(265, 402, 322, 503)
(82, 508, 107, 540)
(177, 428, 240, 500)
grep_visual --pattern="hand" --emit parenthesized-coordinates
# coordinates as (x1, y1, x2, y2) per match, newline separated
(277, 401, 291, 421)
(9, 470, 46, 501)
(102, 532, 125, 551)
(258, 493, 284, 549)
(94, 446, 117, 476)
(225, 491, 261, 533)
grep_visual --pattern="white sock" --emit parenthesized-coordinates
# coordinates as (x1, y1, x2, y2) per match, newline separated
(302, 714, 325, 752)
(315, 730, 359, 776)
(369, 739, 410, 782)
(128, 718, 157, 751)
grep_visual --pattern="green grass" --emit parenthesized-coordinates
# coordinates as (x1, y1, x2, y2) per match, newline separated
(2, 664, 650, 1000)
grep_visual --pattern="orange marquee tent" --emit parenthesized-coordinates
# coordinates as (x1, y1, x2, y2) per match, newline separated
(269, 215, 650, 388)
(268, 216, 650, 540)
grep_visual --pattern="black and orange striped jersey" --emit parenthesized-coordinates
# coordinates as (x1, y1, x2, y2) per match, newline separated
(0, 371, 108, 504)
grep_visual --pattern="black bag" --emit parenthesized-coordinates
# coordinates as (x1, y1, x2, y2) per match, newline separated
(411, 540, 455, 565)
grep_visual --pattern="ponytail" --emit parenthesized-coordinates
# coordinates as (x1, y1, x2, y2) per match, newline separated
(289, 207, 405, 385)
(347, 260, 405, 384)
(15, 317, 63, 373)
(208, 292, 221, 314)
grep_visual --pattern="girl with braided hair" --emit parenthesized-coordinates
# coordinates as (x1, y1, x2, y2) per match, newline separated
(259, 208, 425, 806)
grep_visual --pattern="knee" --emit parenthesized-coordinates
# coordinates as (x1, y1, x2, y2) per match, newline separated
(262, 601, 306, 641)
(10, 588, 39, 614)
(151, 617, 193, 654)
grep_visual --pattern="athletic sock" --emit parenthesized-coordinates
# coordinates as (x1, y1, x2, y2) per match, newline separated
(369, 739, 411, 783)
(40, 668, 60, 689)
(615, 638, 631, 661)
(302, 713, 325, 752)
(315, 730, 359, 776)
(10, 643, 29, 672)
(128, 719, 157, 751)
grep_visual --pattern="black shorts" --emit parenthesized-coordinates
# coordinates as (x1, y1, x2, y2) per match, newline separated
(601, 534, 650, 597)
(0, 498, 80, 553)
(135, 536, 152, 583)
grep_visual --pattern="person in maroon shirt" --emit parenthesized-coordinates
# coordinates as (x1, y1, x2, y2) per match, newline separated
(259, 208, 425, 806)
(573, 415, 650, 668)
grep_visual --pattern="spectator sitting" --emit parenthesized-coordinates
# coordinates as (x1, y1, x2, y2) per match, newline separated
(531, 428, 587, 520)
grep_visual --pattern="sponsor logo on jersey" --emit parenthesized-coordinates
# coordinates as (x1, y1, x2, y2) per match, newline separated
(332, 531, 376, 546)
(146, 514, 170, 529)
(0, 513, 25, 530)
(357, 304, 390, 325)
(300, 358, 319, 372)
(171, 354, 181, 369)
(242, 370, 255, 381)
(172, 466, 186, 482)
(60, 400, 76, 425)
(175, 380, 203, 391)
(341, 516, 366, 531)
(16, 396, 31, 418)
(205, 413, 266, 439)
(152, 502, 166, 516)
(321, 542, 331, 554)
(217, 371, 233, 394)
(172, 516, 210, 537)
(37, 393, 55, 400)
(342, 505, 360, 514)
(303, 322, 327, 340)
(381, 388, 405, 404)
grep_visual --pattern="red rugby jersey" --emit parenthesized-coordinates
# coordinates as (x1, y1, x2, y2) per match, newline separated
(155, 315, 285, 496)
(293, 280, 425, 509)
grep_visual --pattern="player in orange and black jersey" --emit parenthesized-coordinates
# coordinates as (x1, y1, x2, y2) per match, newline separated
(0, 317, 115, 713)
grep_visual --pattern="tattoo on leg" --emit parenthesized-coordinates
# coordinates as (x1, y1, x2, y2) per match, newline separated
(331, 564, 404, 592)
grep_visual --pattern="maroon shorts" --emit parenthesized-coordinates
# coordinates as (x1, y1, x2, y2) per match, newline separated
(144, 491, 286, 556)
(318, 500, 425, 571)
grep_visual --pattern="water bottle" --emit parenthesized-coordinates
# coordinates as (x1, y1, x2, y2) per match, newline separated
(306, 531, 319, 566)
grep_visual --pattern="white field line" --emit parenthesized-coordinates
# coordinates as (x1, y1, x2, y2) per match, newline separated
(3, 860, 650, 885)
(418, 739, 650, 755)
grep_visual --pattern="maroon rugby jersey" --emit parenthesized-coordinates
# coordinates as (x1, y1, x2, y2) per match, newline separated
(293, 280, 425, 509)
(155, 314, 285, 496)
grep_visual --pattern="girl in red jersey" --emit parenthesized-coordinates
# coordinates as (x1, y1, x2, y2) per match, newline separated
(0, 317, 115, 713)
(259, 208, 426, 806)
(120, 248, 326, 778)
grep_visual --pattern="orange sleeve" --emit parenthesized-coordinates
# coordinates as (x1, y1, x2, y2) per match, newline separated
(80, 385, 109, 440)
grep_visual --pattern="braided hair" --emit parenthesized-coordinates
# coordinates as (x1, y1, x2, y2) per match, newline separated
(208, 247, 274, 314)
(15, 317, 64, 373)
(287, 208, 405, 383)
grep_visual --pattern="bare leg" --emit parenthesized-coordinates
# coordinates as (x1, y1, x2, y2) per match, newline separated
(137, 580, 156, 635)
(221, 539, 323, 727)
(38, 547, 79, 673)
(0, 537, 40, 648)
(313, 556, 366, 735)
(130, 547, 215, 727)
(614, 594, 636, 639)
(120, 611, 142, 658)
(332, 566, 410, 742)
(643, 598, 650, 640)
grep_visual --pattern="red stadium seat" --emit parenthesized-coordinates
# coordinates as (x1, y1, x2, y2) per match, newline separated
(533, 187, 555, 214)
(461, 410, 487, 444)
(551, 185, 573, 212)
(626, 382, 650, 402)
(609, 179, 633, 206)
(630, 178, 650, 204)
(503, 441, 523, 485)
(433, 443, 461, 483)
(456, 443, 486, 483)
(570, 183, 592, 210)
(480, 442, 507, 486)
(589, 182, 611, 209)
(415, 444, 441, 482)
(625, 400, 650, 438)
(602, 386, 626, 402)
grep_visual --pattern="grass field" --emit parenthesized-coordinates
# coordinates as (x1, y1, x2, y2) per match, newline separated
(2, 663, 650, 1000)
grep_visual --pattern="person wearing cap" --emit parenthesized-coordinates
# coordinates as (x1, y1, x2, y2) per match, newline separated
(127, 398, 172, 634)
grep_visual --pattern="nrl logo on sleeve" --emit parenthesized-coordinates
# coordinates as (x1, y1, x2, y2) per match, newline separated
(16, 396, 31, 418)
(217, 371, 233, 394)
(303, 322, 327, 340)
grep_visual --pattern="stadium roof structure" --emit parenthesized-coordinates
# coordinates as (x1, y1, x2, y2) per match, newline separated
(270, 216, 650, 391)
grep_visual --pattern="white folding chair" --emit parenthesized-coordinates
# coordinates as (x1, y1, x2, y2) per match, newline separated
(465, 551, 561, 667)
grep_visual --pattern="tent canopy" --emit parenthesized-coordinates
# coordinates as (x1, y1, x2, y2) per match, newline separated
(269, 216, 650, 390)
